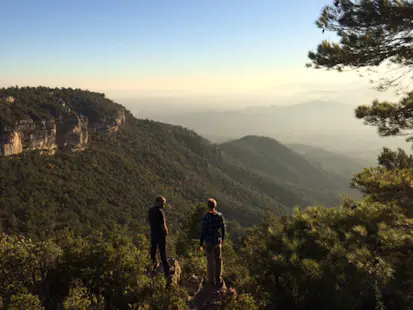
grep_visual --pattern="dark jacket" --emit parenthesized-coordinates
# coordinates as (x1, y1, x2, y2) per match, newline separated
(148, 205, 167, 238)
(200, 210, 226, 246)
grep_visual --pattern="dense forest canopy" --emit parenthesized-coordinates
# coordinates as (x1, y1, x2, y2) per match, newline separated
(0, 87, 122, 126)
(1, 1, 413, 309)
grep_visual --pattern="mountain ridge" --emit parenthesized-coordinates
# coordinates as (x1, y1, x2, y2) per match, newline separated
(220, 135, 358, 200)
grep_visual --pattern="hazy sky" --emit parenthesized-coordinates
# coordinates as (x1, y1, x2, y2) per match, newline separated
(0, 0, 399, 106)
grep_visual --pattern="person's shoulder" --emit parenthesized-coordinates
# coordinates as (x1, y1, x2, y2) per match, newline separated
(150, 206, 162, 214)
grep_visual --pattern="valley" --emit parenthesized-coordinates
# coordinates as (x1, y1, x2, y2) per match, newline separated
(133, 100, 411, 162)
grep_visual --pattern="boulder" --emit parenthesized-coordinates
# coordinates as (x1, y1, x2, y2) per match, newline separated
(145, 257, 182, 286)
(190, 280, 228, 310)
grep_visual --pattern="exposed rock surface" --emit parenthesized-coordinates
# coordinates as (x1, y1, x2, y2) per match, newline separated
(56, 115, 89, 152)
(190, 279, 238, 309)
(94, 109, 126, 134)
(144, 258, 239, 309)
(0, 96, 15, 104)
(0, 130, 23, 156)
(184, 275, 203, 297)
(0, 109, 125, 156)
(145, 257, 182, 286)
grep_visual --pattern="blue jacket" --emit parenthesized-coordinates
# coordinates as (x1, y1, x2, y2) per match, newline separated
(200, 210, 226, 246)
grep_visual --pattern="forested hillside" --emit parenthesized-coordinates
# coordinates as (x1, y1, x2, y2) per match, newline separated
(221, 135, 361, 204)
(221, 136, 348, 189)
(0, 87, 353, 242)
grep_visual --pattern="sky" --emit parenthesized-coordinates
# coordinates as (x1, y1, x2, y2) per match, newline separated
(0, 0, 399, 107)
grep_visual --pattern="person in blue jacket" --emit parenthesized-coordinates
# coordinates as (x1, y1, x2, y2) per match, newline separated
(200, 198, 226, 286)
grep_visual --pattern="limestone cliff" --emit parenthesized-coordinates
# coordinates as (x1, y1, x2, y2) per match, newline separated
(20, 119, 57, 155)
(93, 109, 126, 133)
(56, 115, 89, 152)
(0, 130, 23, 156)
(0, 109, 125, 156)
(0, 120, 56, 156)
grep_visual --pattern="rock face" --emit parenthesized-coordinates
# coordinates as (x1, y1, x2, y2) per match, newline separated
(0, 130, 23, 156)
(184, 275, 203, 297)
(94, 109, 126, 134)
(0, 96, 15, 104)
(191, 280, 230, 310)
(0, 120, 56, 156)
(145, 257, 182, 286)
(0, 109, 125, 156)
(56, 115, 88, 152)
(111, 109, 126, 133)
(29, 120, 58, 155)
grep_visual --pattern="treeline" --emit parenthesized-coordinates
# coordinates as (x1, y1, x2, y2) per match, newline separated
(0, 86, 122, 126)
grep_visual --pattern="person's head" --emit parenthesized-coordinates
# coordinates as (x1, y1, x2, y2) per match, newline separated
(155, 195, 166, 208)
(207, 198, 217, 210)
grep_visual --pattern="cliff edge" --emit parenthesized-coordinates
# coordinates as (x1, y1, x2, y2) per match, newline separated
(0, 87, 126, 156)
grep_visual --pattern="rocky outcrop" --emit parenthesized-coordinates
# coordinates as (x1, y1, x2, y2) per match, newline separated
(0, 130, 23, 156)
(190, 280, 228, 309)
(112, 109, 126, 132)
(144, 257, 241, 309)
(25, 120, 57, 155)
(185, 275, 203, 297)
(0, 120, 57, 156)
(0, 96, 15, 104)
(0, 109, 125, 157)
(56, 115, 88, 152)
(145, 257, 182, 286)
(93, 109, 126, 133)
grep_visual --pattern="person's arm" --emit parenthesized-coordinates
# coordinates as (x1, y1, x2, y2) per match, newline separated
(160, 209, 168, 235)
(220, 214, 226, 244)
(200, 215, 208, 248)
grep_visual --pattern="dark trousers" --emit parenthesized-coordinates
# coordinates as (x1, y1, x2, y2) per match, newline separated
(205, 242, 222, 284)
(150, 235, 170, 276)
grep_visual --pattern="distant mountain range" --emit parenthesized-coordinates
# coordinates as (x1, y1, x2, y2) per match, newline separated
(139, 100, 411, 161)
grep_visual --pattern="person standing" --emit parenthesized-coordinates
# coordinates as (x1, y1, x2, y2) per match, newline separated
(200, 198, 226, 286)
(148, 195, 170, 277)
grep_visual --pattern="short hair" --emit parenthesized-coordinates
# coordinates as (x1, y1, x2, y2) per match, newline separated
(156, 196, 166, 205)
(207, 198, 217, 209)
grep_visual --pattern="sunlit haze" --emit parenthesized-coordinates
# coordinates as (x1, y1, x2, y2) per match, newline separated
(0, 0, 399, 109)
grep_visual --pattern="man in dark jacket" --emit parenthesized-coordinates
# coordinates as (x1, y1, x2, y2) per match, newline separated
(200, 198, 226, 286)
(148, 195, 170, 277)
